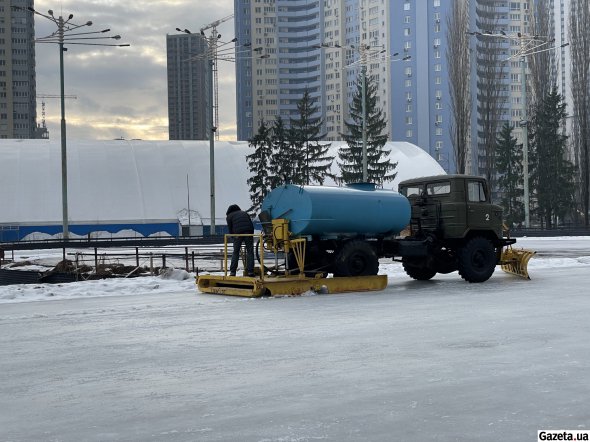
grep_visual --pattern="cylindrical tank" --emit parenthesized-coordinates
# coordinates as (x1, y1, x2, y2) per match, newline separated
(261, 183, 411, 237)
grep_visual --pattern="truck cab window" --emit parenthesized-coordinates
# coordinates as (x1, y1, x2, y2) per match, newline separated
(426, 182, 450, 195)
(401, 186, 422, 197)
(468, 181, 487, 202)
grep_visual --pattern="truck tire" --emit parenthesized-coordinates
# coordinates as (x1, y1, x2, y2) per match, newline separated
(333, 240, 379, 277)
(402, 258, 436, 281)
(458, 237, 496, 283)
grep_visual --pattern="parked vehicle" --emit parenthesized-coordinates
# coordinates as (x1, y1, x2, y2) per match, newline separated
(259, 175, 530, 283)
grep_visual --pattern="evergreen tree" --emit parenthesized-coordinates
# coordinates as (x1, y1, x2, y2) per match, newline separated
(495, 122, 524, 227)
(289, 90, 334, 185)
(267, 116, 293, 188)
(287, 124, 306, 185)
(246, 120, 274, 212)
(338, 73, 396, 185)
(529, 88, 576, 228)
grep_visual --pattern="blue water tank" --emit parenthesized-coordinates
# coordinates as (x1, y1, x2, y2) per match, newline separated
(261, 184, 411, 237)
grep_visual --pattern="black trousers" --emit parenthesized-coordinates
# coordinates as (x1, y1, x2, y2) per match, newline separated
(230, 235, 254, 275)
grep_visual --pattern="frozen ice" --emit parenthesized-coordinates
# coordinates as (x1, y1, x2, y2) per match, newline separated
(0, 236, 589, 441)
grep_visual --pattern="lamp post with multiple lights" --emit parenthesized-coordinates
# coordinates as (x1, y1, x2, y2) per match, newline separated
(315, 42, 410, 182)
(23, 6, 129, 240)
(468, 30, 568, 228)
(175, 27, 223, 235)
(175, 23, 276, 234)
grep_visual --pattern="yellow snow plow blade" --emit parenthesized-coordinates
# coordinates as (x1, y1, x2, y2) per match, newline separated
(500, 247, 536, 280)
(197, 274, 388, 298)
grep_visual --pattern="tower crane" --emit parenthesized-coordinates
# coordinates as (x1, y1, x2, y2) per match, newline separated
(37, 94, 77, 130)
(199, 14, 233, 140)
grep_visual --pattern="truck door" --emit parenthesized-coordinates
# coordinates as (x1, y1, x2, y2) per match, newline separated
(466, 179, 492, 230)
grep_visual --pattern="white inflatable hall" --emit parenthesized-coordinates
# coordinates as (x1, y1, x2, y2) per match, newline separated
(0, 139, 445, 241)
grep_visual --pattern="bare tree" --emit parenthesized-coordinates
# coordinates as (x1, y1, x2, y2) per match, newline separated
(446, 0, 471, 174)
(474, 0, 507, 194)
(528, 0, 557, 108)
(569, 0, 590, 227)
(527, 0, 558, 226)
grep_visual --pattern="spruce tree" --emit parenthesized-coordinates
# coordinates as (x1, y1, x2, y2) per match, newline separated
(495, 122, 524, 227)
(290, 90, 334, 185)
(268, 116, 296, 187)
(529, 88, 575, 228)
(246, 120, 274, 212)
(338, 73, 396, 185)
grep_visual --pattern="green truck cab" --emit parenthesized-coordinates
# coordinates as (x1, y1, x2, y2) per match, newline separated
(396, 175, 515, 282)
(399, 175, 505, 241)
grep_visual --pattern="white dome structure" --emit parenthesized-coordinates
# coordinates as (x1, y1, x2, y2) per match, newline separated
(0, 139, 445, 241)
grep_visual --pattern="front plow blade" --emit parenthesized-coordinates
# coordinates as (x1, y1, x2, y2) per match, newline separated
(500, 247, 536, 279)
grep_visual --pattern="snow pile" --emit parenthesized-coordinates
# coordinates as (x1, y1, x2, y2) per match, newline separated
(0, 274, 197, 304)
(159, 267, 192, 281)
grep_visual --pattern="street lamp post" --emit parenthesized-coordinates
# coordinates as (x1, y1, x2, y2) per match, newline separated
(208, 57, 216, 235)
(23, 6, 128, 240)
(519, 50, 531, 227)
(58, 36, 69, 237)
(176, 28, 221, 235)
(315, 42, 410, 183)
(178, 23, 268, 235)
(467, 30, 568, 228)
(361, 63, 368, 182)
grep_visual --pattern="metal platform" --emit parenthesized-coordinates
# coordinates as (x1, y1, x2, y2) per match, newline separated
(197, 274, 388, 297)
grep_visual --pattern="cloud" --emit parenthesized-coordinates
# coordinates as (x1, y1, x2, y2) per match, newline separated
(35, 0, 236, 141)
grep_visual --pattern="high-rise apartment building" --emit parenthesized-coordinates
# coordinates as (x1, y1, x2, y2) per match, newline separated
(0, 0, 38, 139)
(469, 0, 571, 178)
(234, 0, 390, 142)
(324, 0, 391, 139)
(235, 0, 321, 141)
(167, 33, 210, 140)
(390, 0, 453, 172)
(234, 0, 569, 175)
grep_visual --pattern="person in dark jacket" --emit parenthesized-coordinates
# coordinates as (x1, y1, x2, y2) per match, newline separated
(226, 204, 255, 276)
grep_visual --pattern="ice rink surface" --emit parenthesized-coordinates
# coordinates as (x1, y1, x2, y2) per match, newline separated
(1, 237, 589, 441)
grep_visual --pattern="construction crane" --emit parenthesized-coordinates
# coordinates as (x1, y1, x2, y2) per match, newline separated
(199, 14, 233, 140)
(37, 94, 77, 131)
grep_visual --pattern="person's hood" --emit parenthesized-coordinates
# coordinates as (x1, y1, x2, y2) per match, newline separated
(226, 204, 241, 215)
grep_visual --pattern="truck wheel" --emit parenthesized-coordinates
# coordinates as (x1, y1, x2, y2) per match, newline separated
(402, 258, 436, 281)
(334, 240, 379, 277)
(458, 237, 496, 283)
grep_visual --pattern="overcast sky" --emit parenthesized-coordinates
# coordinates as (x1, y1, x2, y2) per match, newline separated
(35, 0, 236, 140)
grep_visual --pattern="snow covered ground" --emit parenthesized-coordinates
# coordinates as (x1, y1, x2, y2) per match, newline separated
(0, 237, 589, 441)
(1, 237, 589, 304)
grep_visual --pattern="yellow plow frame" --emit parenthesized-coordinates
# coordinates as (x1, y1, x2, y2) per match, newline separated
(500, 246, 536, 280)
(197, 222, 388, 297)
(197, 273, 388, 298)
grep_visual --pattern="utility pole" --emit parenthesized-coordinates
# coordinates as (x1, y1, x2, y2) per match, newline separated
(176, 14, 234, 235)
(520, 41, 530, 229)
(467, 31, 568, 228)
(24, 6, 128, 240)
(314, 42, 409, 183)
(361, 48, 368, 182)
(208, 56, 216, 234)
